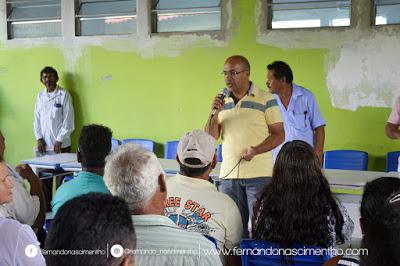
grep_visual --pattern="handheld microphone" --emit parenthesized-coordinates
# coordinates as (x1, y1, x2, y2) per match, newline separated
(211, 88, 230, 116)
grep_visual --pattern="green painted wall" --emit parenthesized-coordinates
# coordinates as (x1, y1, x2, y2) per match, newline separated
(0, 0, 397, 170)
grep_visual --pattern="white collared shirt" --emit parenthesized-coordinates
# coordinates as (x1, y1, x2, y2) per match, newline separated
(34, 86, 74, 149)
(0, 215, 45, 266)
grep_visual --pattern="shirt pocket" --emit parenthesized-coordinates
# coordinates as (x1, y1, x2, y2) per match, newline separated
(51, 105, 63, 120)
(292, 112, 310, 132)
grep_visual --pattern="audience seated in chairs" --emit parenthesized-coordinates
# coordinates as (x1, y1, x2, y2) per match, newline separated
(0, 164, 45, 265)
(45, 193, 135, 266)
(51, 124, 112, 215)
(0, 130, 46, 233)
(104, 143, 222, 266)
(252, 140, 354, 264)
(165, 129, 243, 265)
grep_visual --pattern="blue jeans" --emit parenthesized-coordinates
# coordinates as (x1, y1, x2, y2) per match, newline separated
(219, 177, 270, 238)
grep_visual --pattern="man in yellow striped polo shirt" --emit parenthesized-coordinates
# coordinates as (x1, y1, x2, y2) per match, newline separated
(205, 55, 284, 238)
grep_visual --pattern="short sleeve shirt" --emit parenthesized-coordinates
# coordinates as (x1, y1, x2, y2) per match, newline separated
(272, 83, 325, 159)
(218, 83, 283, 178)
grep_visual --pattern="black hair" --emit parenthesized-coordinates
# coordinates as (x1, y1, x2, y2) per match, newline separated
(267, 61, 293, 83)
(179, 158, 211, 177)
(45, 193, 136, 266)
(252, 141, 344, 250)
(360, 177, 400, 228)
(360, 193, 400, 266)
(79, 124, 112, 168)
(40, 66, 59, 80)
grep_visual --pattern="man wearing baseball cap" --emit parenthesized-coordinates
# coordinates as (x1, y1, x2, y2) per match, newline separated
(165, 129, 243, 265)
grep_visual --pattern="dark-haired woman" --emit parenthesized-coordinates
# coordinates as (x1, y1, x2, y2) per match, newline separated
(252, 140, 353, 250)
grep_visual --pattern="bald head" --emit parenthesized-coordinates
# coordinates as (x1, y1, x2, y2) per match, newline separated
(223, 55, 251, 95)
(225, 55, 250, 72)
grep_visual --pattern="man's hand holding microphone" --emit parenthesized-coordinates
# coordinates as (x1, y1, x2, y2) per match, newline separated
(211, 88, 230, 117)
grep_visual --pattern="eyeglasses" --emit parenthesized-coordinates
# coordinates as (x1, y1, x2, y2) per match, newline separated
(221, 70, 247, 77)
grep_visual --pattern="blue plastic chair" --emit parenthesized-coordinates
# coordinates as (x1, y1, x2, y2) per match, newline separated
(217, 144, 223, 162)
(386, 151, 400, 172)
(111, 138, 120, 151)
(240, 239, 331, 266)
(121, 138, 155, 152)
(323, 150, 368, 171)
(165, 140, 179, 159)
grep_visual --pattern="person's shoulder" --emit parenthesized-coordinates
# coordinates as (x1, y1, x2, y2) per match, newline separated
(0, 218, 34, 251)
(166, 174, 180, 183)
(57, 86, 66, 91)
(179, 229, 218, 247)
(166, 174, 194, 188)
(0, 216, 33, 238)
(58, 87, 72, 96)
(211, 189, 238, 205)
(253, 85, 270, 96)
(37, 89, 46, 97)
(52, 180, 78, 214)
(53, 179, 80, 202)
(294, 83, 314, 96)
(253, 85, 276, 103)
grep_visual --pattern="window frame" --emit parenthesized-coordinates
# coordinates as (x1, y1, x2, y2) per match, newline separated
(0, 0, 229, 42)
(265, 0, 353, 30)
(5, 0, 63, 39)
(150, 0, 225, 35)
(372, 0, 400, 26)
(74, 0, 138, 37)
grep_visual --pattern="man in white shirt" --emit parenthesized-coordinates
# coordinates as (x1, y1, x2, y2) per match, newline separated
(34, 66, 74, 155)
(165, 129, 243, 265)
(104, 143, 222, 266)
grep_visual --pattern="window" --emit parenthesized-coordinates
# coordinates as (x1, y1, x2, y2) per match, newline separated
(151, 0, 221, 33)
(374, 0, 400, 25)
(6, 0, 61, 39)
(268, 0, 351, 29)
(75, 0, 136, 36)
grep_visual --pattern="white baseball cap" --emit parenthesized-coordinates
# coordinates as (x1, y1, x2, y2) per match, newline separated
(177, 130, 216, 168)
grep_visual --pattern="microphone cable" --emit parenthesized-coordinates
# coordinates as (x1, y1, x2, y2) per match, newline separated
(220, 157, 243, 179)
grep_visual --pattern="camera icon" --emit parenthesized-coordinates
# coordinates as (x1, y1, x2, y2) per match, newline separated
(110, 244, 124, 258)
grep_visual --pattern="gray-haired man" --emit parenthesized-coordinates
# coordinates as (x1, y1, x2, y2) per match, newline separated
(104, 143, 222, 266)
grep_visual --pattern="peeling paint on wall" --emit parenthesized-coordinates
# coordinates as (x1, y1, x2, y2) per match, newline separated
(326, 32, 400, 110)
(255, 0, 400, 111)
